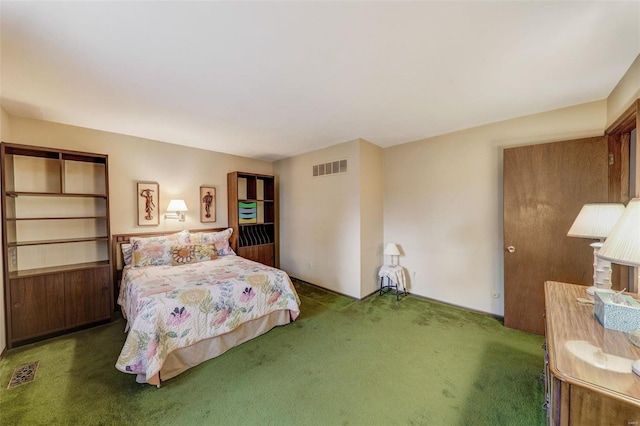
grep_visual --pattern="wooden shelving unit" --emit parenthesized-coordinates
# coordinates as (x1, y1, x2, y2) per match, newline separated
(227, 172, 276, 267)
(1, 142, 112, 348)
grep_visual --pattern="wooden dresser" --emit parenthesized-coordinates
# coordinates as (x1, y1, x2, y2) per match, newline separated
(544, 281, 640, 424)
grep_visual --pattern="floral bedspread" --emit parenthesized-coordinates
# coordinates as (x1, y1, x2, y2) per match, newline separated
(116, 255, 300, 383)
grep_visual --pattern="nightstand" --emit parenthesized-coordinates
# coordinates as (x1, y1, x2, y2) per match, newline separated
(378, 265, 407, 300)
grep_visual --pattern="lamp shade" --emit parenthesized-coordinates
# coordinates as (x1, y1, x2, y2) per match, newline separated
(167, 199, 188, 212)
(384, 243, 400, 256)
(598, 198, 640, 267)
(567, 203, 625, 239)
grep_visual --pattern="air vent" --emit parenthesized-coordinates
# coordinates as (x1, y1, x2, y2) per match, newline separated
(313, 159, 348, 177)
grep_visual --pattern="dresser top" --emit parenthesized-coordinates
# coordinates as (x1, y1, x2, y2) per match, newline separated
(545, 281, 640, 407)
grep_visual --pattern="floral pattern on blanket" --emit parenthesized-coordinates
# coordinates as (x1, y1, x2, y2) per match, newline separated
(116, 255, 300, 382)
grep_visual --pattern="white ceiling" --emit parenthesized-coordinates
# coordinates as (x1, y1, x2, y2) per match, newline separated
(1, 1, 639, 161)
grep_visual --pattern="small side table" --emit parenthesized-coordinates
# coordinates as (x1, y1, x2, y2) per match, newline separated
(378, 265, 407, 301)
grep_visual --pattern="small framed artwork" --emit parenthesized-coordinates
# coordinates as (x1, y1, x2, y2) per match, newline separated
(137, 182, 159, 226)
(200, 186, 216, 222)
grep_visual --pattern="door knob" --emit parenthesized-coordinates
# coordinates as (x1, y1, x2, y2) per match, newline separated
(506, 246, 515, 253)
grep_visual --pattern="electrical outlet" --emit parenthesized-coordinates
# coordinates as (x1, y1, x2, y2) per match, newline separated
(308, 261, 313, 270)
(491, 291, 500, 299)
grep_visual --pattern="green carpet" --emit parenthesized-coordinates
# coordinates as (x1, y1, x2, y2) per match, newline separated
(0, 280, 545, 425)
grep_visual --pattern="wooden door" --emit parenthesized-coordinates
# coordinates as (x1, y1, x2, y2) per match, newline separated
(503, 136, 609, 335)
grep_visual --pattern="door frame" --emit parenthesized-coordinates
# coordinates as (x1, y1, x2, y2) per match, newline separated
(606, 99, 639, 291)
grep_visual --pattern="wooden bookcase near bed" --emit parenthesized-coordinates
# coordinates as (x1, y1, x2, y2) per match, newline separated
(1, 142, 111, 349)
(227, 171, 277, 267)
(111, 227, 229, 304)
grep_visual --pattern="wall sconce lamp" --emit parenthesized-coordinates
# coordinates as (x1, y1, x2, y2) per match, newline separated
(165, 199, 188, 222)
(567, 203, 625, 295)
(384, 243, 401, 266)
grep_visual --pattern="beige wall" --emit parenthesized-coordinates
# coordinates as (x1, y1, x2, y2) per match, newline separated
(9, 117, 273, 235)
(275, 140, 363, 297)
(0, 107, 10, 354)
(607, 53, 640, 127)
(359, 140, 383, 298)
(275, 139, 383, 299)
(1, 55, 638, 350)
(383, 100, 607, 315)
(0, 116, 271, 350)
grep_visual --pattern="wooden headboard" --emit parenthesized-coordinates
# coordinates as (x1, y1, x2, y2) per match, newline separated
(111, 227, 230, 303)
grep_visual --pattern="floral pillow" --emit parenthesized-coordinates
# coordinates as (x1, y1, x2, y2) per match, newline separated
(170, 243, 218, 266)
(190, 228, 235, 256)
(131, 230, 191, 267)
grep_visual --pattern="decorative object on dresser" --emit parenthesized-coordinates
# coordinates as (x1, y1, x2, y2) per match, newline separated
(164, 199, 188, 222)
(227, 172, 276, 267)
(1, 142, 112, 349)
(567, 202, 625, 295)
(593, 289, 640, 332)
(137, 181, 159, 226)
(199, 186, 216, 222)
(543, 281, 640, 424)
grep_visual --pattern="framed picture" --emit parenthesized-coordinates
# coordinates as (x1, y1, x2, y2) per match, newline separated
(137, 182, 159, 226)
(200, 186, 216, 222)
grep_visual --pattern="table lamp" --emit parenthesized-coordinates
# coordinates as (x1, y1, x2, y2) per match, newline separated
(384, 243, 401, 266)
(597, 198, 640, 282)
(596, 198, 640, 374)
(567, 203, 625, 295)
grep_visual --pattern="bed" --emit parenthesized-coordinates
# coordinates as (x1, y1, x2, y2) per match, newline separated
(112, 228, 300, 387)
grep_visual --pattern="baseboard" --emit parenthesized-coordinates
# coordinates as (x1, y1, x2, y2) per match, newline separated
(408, 292, 504, 320)
(290, 275, 504, 321)
(289, 276, 359, 301)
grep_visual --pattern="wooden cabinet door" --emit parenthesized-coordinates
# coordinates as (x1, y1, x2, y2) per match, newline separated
(64, 267, 111, 327)
(503, 137, 609, 335)
(258, 244, 275, 266)
(10, 274, 65, 341)
(238, 244, 275, 267)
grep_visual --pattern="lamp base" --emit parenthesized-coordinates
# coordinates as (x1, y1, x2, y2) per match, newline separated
(164, 212, 186, 221)
(590, 242, 613, 292)
(586, 286, 615, 296)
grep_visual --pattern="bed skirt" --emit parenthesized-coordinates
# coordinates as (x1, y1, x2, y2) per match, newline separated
(138, 309, 292, 387)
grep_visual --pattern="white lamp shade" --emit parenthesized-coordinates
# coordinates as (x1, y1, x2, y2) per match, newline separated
(567, 203, 625, 239)
(384, 243, 400, 256)
(598, 198, 640, 267)
(167, 199, 188, 212)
